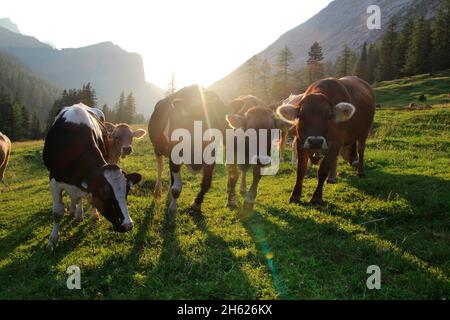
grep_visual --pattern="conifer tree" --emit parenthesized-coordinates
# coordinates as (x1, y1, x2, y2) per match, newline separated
(307, 42, 324, 82)
(431, 0, 450, 71)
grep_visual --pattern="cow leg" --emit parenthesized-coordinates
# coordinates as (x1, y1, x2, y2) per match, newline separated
(357, 136, 367, 178)
(168, 160, 182, 214)
(244, 166, 262, 210)
(0, 151, 9, 181)
(65, 186, 84, 223)
(154, 154, 164, 197)
(226, 164, 239, 208)
(290, 149, 308, 204)
(48, 179, 64, 249)
(291, 137, 298, 166)
(326, 155, 338, 184)
(191, 163, 215, 212)
(86, 194, 100, 222)
(311, 145, 340, 205)
(279, 131, 288, 162)
(0, 164, 5, 182)
(240, 169, 247, 196)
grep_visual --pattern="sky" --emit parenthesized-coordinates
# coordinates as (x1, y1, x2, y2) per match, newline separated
(1, 0, 333, 89)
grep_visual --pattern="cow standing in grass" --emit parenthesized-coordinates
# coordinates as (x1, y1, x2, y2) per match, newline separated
(43, 103, 142, 248)
(149, 85, 229, 213)
(0, 132, 11, 182)
(277, 76, 375, 204)
(225, 95, 292, 208)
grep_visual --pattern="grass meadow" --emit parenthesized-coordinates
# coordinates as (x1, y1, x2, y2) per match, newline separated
(0, 104, 449, 299)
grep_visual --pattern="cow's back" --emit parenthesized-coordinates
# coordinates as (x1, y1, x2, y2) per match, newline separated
(43, 106, 109, 186)
(339, 76, 375, 122)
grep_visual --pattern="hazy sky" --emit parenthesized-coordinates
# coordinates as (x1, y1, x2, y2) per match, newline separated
(2, 0, 333, 89)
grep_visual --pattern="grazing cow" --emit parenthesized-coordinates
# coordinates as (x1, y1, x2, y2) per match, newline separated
(225, 101, 292, 209)
(149, 85, 228, 213)
(104, 122, 147, 164)
(0, 132, 11, 182)
(277, 76, 375, 204)
(43, 103, 142, 248)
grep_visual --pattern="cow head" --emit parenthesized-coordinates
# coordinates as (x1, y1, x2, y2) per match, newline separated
(226, 107, 292, 166)
(105, 123, 147, 159)
(277, 93, 355, 151)
(89, 165, 142, 232)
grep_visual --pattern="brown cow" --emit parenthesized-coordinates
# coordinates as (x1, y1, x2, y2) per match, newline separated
(225, 101, 292, 209)
(104, 122, 147, 164)
(277, 76, 375, 204)
(149, 85, 228, 213)
(0, 132, 11, 182)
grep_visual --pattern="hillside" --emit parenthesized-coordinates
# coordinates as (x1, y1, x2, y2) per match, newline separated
(210, 0, 441, 101)
(374, 71, 450, 107)
(0, 52, 61, 118)
(0, 25, 164, 117)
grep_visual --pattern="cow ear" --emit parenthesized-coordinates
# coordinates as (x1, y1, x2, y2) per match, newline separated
(105, 122, 116, 134)
(277, 105, 299, 123)
(332, 103, 356, 123)
(275, 118, 294, 131)
(126, 173, 142, 187)
(226, 114, 246, 129)
(133, 129, 147, 139)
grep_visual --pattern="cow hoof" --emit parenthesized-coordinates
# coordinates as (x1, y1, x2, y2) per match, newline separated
(227, 197, 238, 209)
(154, 185, 162, 198)
(90, 212, 100, 223)
(243, 202, 254, 211)
(310, 198, 324, 206)
(327, 178, 337, 184)
(47, 237, 59, 250)
(190, 201, 202, 212)
(71, 217, 83, 224)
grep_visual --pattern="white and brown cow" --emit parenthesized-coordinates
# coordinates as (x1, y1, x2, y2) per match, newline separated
(43, 103, 142, 249)
(104, 122, 147, 165)
(0, 132, 11, 182)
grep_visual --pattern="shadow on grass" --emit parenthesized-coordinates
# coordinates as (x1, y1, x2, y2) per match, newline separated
(0, 211, 97, 298)
(256, 199, 449, 299)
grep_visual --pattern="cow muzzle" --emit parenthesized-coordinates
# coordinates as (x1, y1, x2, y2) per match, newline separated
(303, 136, 328, 150)
(122, 146, 133, 155)
(119, 221, 134, 232)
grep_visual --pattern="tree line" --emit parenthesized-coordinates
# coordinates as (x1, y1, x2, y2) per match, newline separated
(241, 0, 450, 102)
(0, 87, 42, 141)
(46, 83, 146, 133)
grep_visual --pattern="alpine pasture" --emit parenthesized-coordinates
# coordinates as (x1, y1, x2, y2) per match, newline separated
(0, 103, 449, 299)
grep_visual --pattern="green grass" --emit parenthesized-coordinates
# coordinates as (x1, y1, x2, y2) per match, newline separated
(374, 70, 450, 107)
(0, 105, 449, 300)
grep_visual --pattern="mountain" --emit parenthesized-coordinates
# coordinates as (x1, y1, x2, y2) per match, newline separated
(0, 18, 20, 34)
(0, 51, 61, 118)
(0, 25, 164, 117)
(210, 0, 441, 102)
